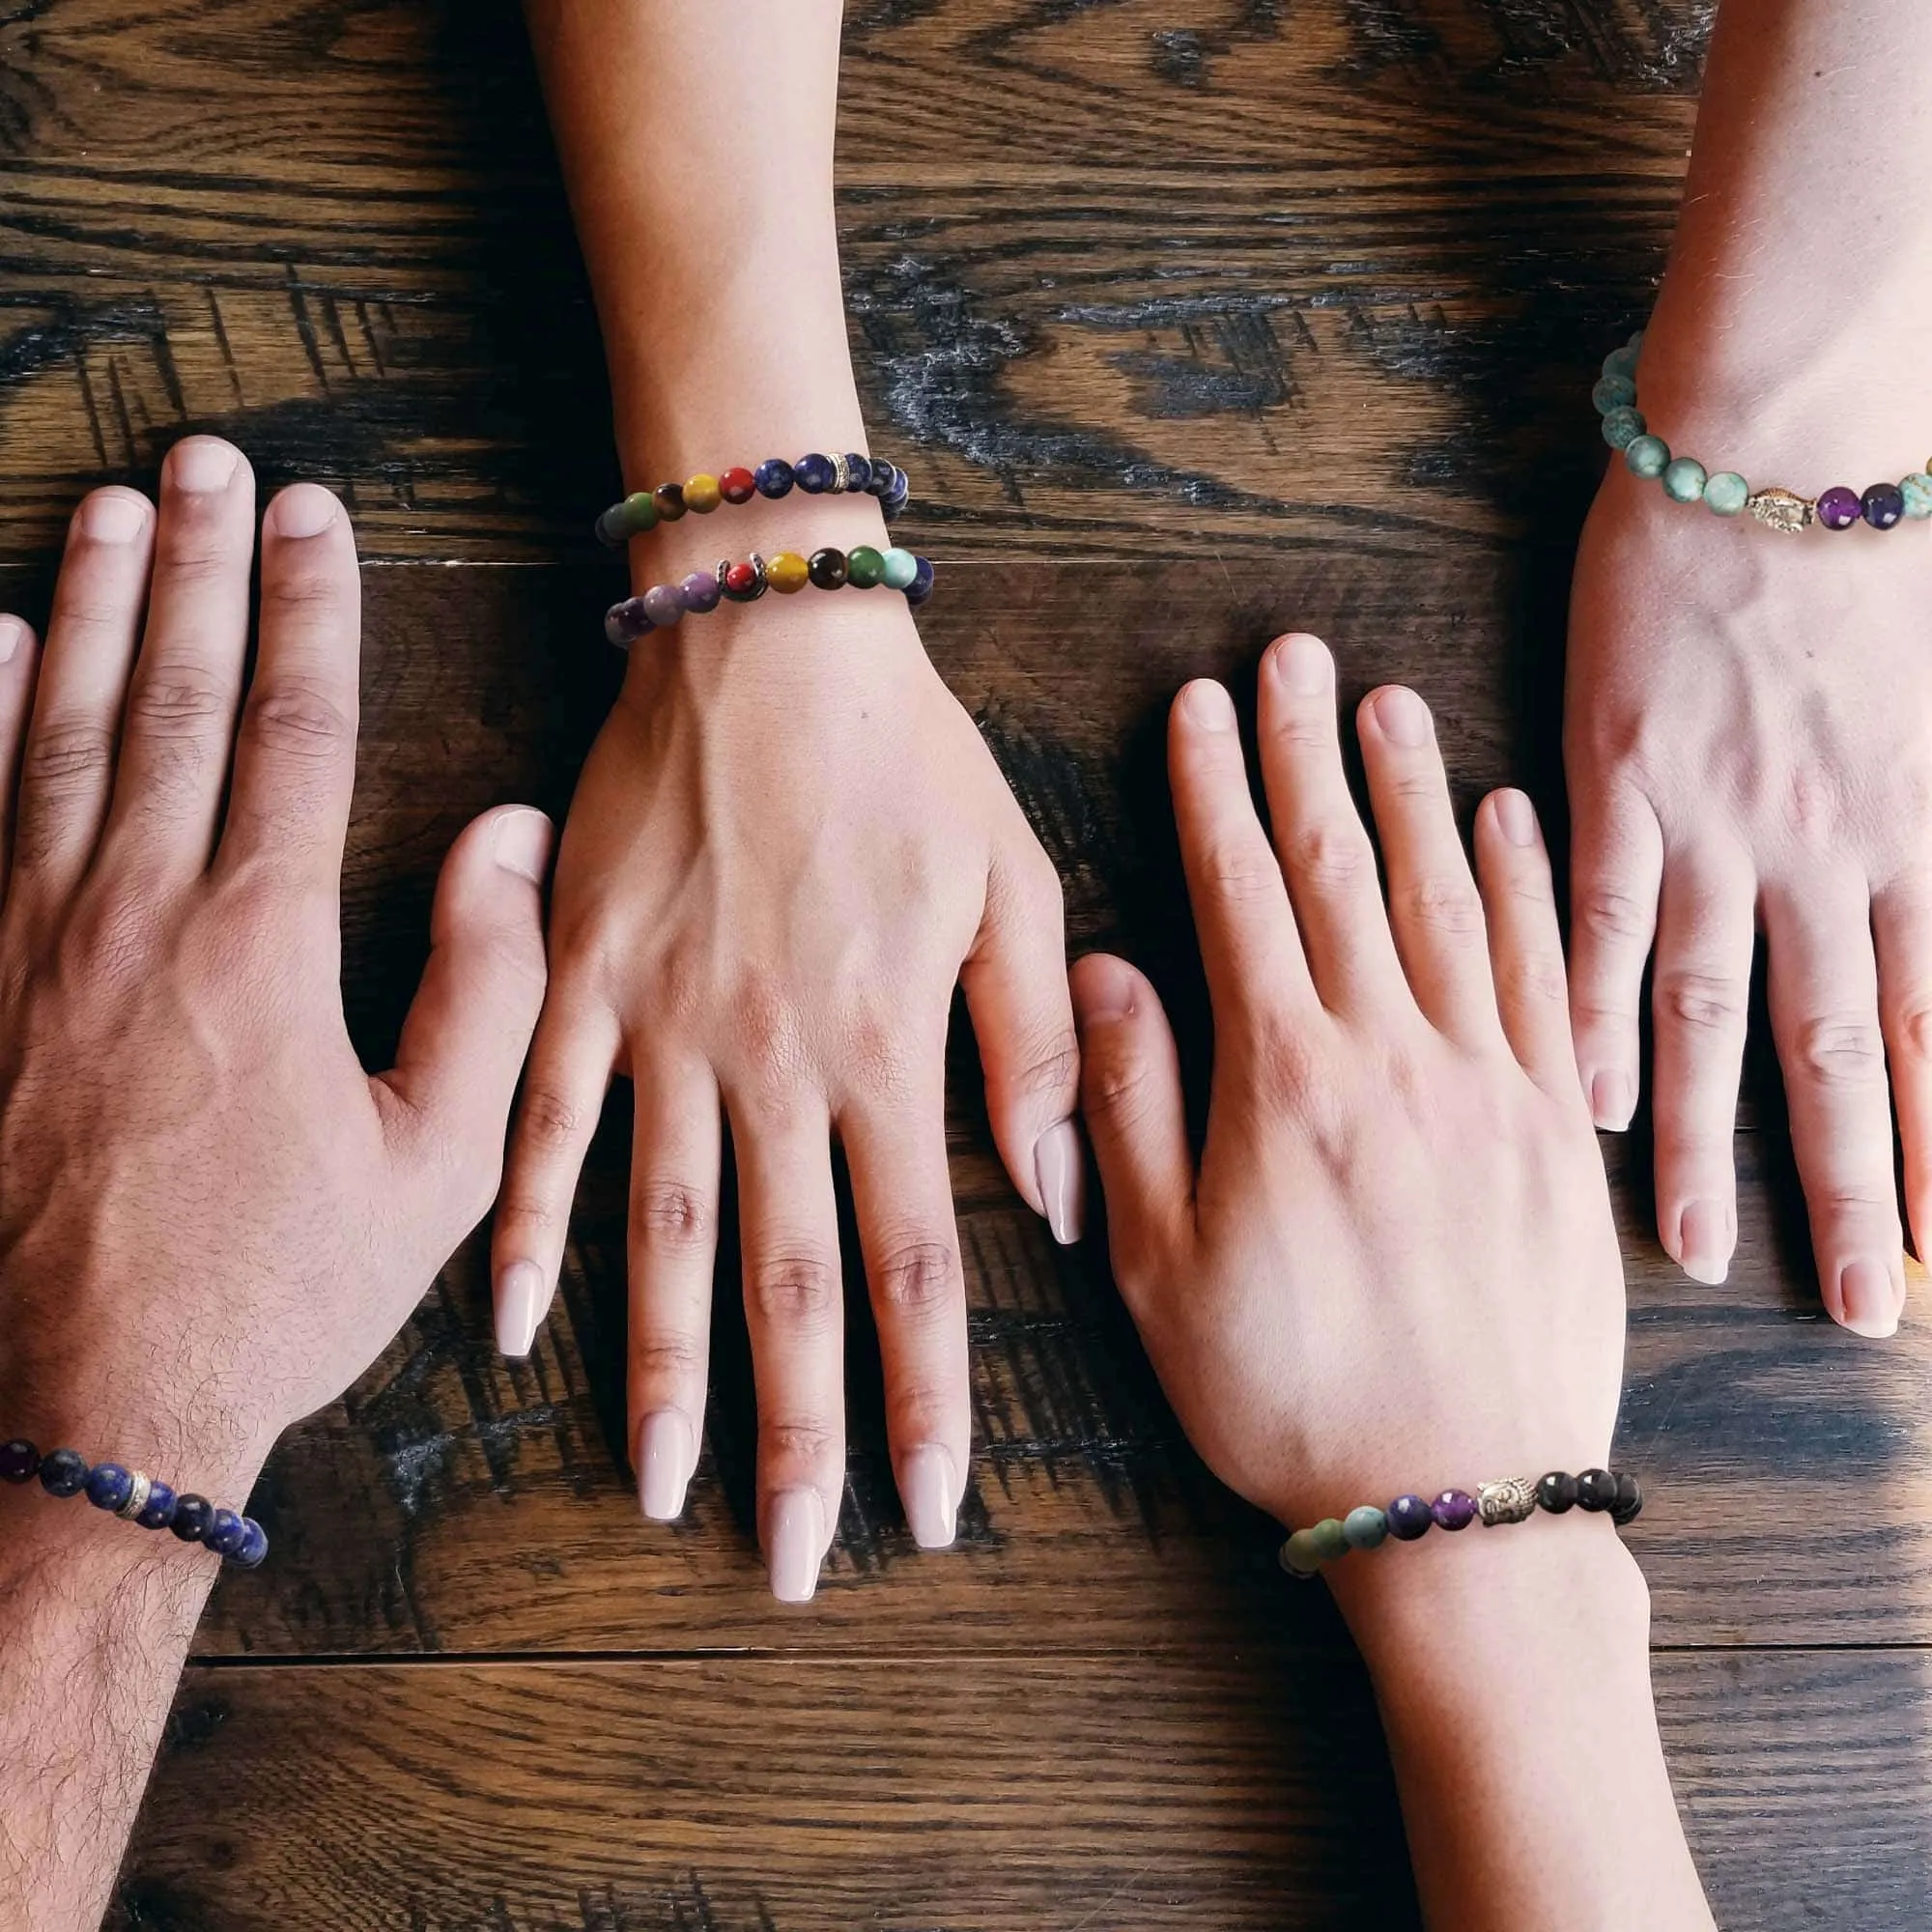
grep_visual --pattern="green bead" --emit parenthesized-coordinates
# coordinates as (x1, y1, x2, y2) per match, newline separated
(621, 491, 659, 534)
(1902, 473, 1932, 520)
(880, 547, 920, 591)
(1280, 1528, 1328, 1577)
(1592, 374, 1636, 415)
(1624, 434, 1670, 479)
(1702, 471, 1749, 517)
(1603, 341, 1641, 384)
(1662, 457, 1708, 503)
(845, 544, 885, 588)
(1307, 1517, 1350, 1562)
(1342, 1506, 1388, 1550)
(1601, 407, 1646, 450)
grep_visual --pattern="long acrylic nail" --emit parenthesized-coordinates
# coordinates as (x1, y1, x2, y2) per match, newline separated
(637, 1409, 696, 1520)
(1590, 1069, 1634, 1132)
(495, 1260, 547, 1358)
(767, 1490, 827, 1604)
(900, 1444, 957, 1549)
(1035, 1118, 1087, 1246)
(1676, 1199, 1732, 1286)
(1838, 1259, 1900, 1339)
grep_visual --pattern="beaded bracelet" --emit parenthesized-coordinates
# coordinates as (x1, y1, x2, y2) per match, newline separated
(0, 1437, 268, 1569)
(605, 544, 935, 648)
(595, 452, 910, 547)
(1595, 332, 1932, 533)
(1279, 1466, 1640, 1580)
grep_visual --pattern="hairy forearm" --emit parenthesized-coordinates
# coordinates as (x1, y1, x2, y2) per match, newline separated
(1332, 1528, 1712, 1930)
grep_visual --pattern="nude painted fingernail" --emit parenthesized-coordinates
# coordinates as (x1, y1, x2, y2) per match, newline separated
(1676, 1199, 1732, 1286)
(1492, 789, 1538, 847)
(1274, 632, 1329, 695)
(900, 1444, 958, 1549)
(1838, 1260, 1900, 1339)
(0, 618, 24, 666)
(1035, 1118, 1087, 1246)
(495, 1260, 547, 1358)
(1372, 686, 1431, 748)
(1182, 681, 1235, 731)
(80, 492, 147, 544)
(637, 1409, 696, 1520)
(767, 1490, 826, 1605)
(268, 483, 339, 539)
(1590, 1069, 1634, 1132)
(168, 437, 242, 494)
(491, 807, 553, 884)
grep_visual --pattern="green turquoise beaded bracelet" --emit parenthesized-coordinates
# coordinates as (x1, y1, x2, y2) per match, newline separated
(1595, 331, 1932, 533)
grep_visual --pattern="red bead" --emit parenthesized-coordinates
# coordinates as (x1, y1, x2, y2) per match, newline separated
(720, 467, 756, 504)
(723, 561, 759, 596)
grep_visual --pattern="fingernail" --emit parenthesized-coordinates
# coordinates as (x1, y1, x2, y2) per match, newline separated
(0, 618, 25, 666)
(900, 1444, 958, 1549)
(1590, 1069, 1634, 1132)
(1838, 1259, 1900, 1339)
(1181, 680, 1235, 731)
(1492, 788, 1538, 847)
(268, 483, 339, 539)
(1676, 1199, 1732, 1285)
(767, 1489, 826, 1605)
(1274, 632, 1330, 695)
(1372, 686, 1431, 748)
(637, 1409, 696, 1520)
(495, 1259, 547, 1358)
(1035, 1118, 1087, 1245)
(168, 437, 242, 494)
(1074, 954, 1136, 1029)
(491, 808, 553, 884)
(80, 491, 147, 544)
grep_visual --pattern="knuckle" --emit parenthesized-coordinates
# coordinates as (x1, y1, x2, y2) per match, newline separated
(1497, 947, 1570, 1011)
(631, 1180, 716, 1253)
(127, 674, 231, 738)
(1657, 969, 1747, 1037)
(21, 719, 114, 801)
(1576, 884, 1652, 946)
(244, 678, 353, 760)
(1790, 1011, 1888, 1089)
(1397, 874, 1485, 944)
(762, 1419, 838, 1468)
(1889, 996, 1932, 1065)
(1288, 820, 1372, 895)
(1198, 836, 1282, 908)
(873, 1239, 961, 1319)
(519, 1084, 590, 1155)
(631, 1333, 706, 1384)
(749, 1252, 840, 1332)
(1006, 1022, 1080, 1105)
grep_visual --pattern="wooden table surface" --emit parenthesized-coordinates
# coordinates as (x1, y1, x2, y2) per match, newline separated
(4, 2, 1927, 1926)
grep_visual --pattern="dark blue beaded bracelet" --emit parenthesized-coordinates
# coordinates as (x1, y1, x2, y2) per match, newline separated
(597, 451, 911, 547)
(1, 1440, 265, 1566)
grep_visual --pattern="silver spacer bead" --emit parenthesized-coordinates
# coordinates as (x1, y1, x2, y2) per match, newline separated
(1476, 1475, 1537, 1527)
(1747, 487, 1814, 534)
(829, 452, 851, 495)
(115, 1470, 154, 1520)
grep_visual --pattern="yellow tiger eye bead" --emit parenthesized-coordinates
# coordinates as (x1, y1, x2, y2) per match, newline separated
(765, 551, 810, 593)
(682, 473, 723, 514)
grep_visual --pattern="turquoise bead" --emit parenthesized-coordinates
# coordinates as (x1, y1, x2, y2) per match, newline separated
(1624, 435, 1670, 479)
(1592, 374, 1636, 415)
(1307, 1517, 1350, 1562)
(1902, 473, 1932, 520)
(1703, 471, 1749, 517)
(1601, 407, 1646, 450)
(880, 547, 920, 591)
(1280, 1528, 1328, 1577)
(1662, 457, 1708, 503)
(1342, 1506, 1388, 1550)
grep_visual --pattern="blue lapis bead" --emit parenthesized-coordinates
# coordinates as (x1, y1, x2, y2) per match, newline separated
(170, 1494, 213, 1543)
(883, 469, 910, 519)
(230, 1519, 270, 1570)
(753, 458, 794, 498)
(865, 459, 897, 499)
(204, 1507, 250, 1560)
(906, 554, 935, 608)
(39, 1448, 89, 1497)
(0, 1439, 39, 1484)
(136, 1480, 178, 1530)
(794, 452, 837, 494)
(843, 452, 873, 492)
(85, 1463, 135, 1513)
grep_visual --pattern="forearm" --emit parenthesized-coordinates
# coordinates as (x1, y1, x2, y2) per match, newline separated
(1332, 1526, 1711, 1931)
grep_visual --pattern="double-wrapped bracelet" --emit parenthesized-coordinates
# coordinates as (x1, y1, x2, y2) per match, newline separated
(1279, 1466, 1640, 1579)
(605, 544, 934, 648)
(594, 451, 910, 547)
(0, 1437, 267, 1569)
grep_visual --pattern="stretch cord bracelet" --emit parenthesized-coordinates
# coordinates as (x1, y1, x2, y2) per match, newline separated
(0, 1437, 268, 1569)
(595, 452, 911, 547)
(1595, 332, 1932, 533)
(1279, 1466, 1641, 1580)
(605, 544, 935, 648)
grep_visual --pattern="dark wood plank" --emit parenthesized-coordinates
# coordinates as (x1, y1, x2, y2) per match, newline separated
(113, 1647, 1932, 1930)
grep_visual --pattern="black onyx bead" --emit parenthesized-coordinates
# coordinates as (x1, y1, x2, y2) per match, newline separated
(1863, 483, 1906, 530)
(1610, 1472, 1643, 1525)
(807, 547, 848, 590)
(85, 1463, 134, 1513)
(1535, 1470, 1578, 1514)
(170, 1494, 214, 1543)
(651, 482, 686, 522)
(1385, 1493, 1433, 1541)
(39, 1448, 89, 1497)
(204, 1507, 250, 1559)
(0, 1438, 39, 1484)
(1576, 1467, 1617, 1513)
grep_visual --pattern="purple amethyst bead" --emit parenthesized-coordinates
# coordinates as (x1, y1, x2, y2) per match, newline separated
(753, 458, 794, 498)
(1385, 1493, 1433, 1541)
(1862, 482, 1906, 530)
(640, 582, 684, 630)
(39, 1448, 89, 1498)
(677, 571, 722, 614)
(794, 452, 837, 494)
(605, 598, 650, 648)
(1431, 1489, 1477, 1531)
(85, 1463, 134, 1513)
(1817, 485, 1862, 530)
(136, 1479, 178, 1530)
(0, 1439, 39, 1484)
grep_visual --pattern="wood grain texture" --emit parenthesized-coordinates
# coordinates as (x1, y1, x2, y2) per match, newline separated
(114, 1649, 1932, 1931)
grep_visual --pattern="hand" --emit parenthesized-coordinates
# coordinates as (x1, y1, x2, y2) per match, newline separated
(1568, 458, 1926, 1336)
(0, 436, 552, 1489)
(1069, 634, 1624, 1543)
(491, 590, 1079, 1600)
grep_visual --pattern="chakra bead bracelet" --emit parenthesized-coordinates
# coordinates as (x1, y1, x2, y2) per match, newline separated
(0, 1437, 267, 1568)
(595, 451, 911, 547)
(1278, 1466, 1641, 1580)
(605, 545, 934, 648)
(1595, 332, 1932, 533)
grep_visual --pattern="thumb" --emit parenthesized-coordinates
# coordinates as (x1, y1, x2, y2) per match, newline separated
(377, 805, 552, 1209)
